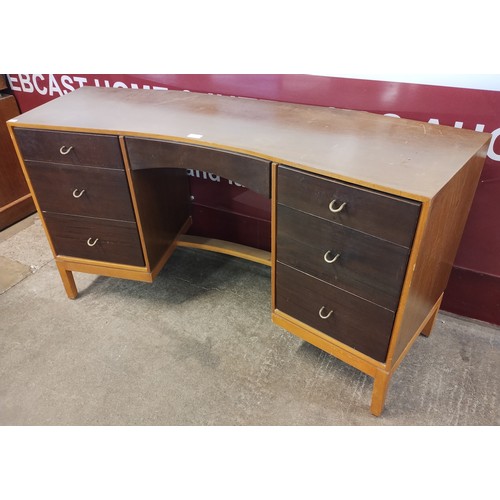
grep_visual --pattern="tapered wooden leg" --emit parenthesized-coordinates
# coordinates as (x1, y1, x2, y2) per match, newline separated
(370, 369, 392, 416)
(420, 293, 443, 337)
(420, 310, 437, 337)
(56, 261, 78, 299)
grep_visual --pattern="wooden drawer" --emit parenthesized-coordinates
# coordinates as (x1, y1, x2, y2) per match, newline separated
(277, 205, 410, 311)
(125, 137, 271, 198)
(275, 263, 394, 362)
(277, 165, 420, 247)
(24, 161, 136, 222)
(14, 128, 124, 169)
(44, 213, 144, 266)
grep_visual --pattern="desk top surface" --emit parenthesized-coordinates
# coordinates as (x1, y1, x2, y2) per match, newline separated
(10, 86, 490, 200)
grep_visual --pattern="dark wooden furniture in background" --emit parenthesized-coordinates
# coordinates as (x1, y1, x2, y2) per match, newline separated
(7, 87, 491, 415)
(0, 75, 35, 230)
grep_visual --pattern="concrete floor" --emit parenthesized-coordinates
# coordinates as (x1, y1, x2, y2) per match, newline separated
(0, 214, 498, 425)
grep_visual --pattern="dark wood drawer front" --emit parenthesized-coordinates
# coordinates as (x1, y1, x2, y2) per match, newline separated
(275, 263, 394, 362)
(25, 161, 136, 222)
(125, 137, 271, 198)
(278, 165, 420, 247)
(277, 205, 409, 311)
(14, 129, 124, 169)
(44, 213, 144, 266)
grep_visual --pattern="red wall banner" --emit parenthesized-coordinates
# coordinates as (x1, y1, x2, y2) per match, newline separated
(7, 74, 500, 325)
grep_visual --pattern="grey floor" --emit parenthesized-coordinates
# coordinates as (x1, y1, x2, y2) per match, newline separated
(0, 214, 498, 425)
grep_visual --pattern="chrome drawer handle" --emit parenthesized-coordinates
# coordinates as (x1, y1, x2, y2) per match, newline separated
(86, 237, 99, 247)
(72, 188, 86, 198)
(319, 306, 333, 320)
(329, 199, 346, 213)
(59, 145, 74, 155)
(324, 250, 340, 264)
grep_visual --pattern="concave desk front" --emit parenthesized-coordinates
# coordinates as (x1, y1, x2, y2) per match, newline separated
(7, 87, 490, 415)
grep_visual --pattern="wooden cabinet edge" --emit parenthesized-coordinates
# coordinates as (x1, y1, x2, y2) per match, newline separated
(0, 96, 36, 230)
(0, 194, 35, 231)
(383, 199, 431, 368)
(271, 163, 279, 312)
(386, 149, 487, 367)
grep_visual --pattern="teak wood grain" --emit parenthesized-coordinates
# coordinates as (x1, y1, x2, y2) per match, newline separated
(129, 166, 191, 272)
(386, 148, 489, 368)
(124, 138, 192, 272)
(177, 235, 271, 266)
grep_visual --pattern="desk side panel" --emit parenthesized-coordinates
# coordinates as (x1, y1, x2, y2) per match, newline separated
(388, 146, 488, 366)
(124, 139, 191, 272)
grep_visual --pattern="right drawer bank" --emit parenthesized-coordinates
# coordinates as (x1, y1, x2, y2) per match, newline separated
(275, 165, 421, 363)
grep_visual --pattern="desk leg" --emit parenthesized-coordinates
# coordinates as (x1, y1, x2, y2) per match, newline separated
(370, 369, 392, 416)
(56, 261, 78, 299)
(420, 294, 443, 338)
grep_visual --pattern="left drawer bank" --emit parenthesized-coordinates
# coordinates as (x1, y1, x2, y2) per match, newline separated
(13, 128, 145, 267)
(10, 127, 193, 298)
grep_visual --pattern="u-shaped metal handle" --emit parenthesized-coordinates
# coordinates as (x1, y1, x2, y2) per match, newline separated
(324, 250, 340, 264)
(72, 188, 86, 198)
(86, 237, 99, 247)
(329, 199, 346, 213)
(59, 145, 74, 155)
(319, 306, 333, 320)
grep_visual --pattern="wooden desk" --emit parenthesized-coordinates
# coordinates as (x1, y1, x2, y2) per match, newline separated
(7, 87, 490, 415)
